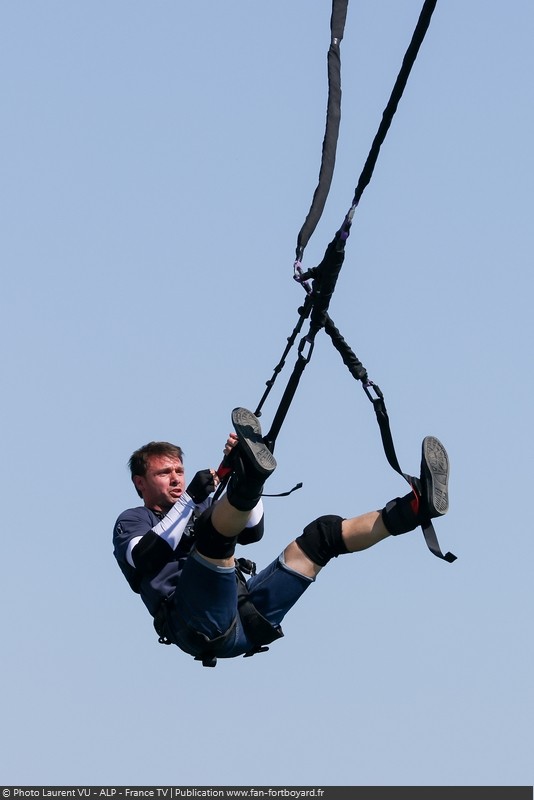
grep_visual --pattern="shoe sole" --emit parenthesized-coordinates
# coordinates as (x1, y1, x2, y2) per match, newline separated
(421, 436, 449, 516)
(231, 407, 277, 477)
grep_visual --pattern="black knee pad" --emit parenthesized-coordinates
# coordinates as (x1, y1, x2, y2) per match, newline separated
(295, 514, 348, 567)
(194, 508, 238, 560)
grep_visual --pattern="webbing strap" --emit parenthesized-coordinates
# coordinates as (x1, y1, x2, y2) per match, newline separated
(296, 0, 349, 262)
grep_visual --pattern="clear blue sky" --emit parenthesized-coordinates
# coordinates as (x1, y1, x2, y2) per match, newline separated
(1, 0, 533, 787)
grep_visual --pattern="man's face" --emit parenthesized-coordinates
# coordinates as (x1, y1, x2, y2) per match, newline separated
(134, 455, 185, 513)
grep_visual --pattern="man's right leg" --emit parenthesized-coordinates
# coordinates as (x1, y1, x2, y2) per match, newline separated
(381, 435, 449, 535)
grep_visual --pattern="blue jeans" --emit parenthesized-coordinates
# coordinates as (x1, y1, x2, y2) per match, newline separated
(166, 548, 313, 659)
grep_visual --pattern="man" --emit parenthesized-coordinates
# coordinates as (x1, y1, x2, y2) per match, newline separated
(113, 407, 450, 666)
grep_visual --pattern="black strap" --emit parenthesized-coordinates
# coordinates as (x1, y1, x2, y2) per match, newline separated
(296, 0, 349, 261)
(323, 321, 456, 563)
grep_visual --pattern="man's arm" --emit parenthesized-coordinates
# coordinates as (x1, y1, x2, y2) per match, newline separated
(126, 492, 196, 567)
(124, 467, 219, 568)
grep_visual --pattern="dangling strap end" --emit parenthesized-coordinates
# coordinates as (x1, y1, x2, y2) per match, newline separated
(422, 520, 457, 564)
(262, 481, 303, 498)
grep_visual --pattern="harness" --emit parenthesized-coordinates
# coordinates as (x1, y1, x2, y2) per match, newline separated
(153, 558, 283, 668)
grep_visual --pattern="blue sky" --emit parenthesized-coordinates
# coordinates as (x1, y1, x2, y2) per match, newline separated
(1, 0, 533, 787)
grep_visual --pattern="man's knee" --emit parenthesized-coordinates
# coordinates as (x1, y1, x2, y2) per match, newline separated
(295, 514, 348, 567)
(194, 507, 238, 560)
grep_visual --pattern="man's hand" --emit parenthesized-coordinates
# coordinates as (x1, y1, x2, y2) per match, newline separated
(214, 433, 240, 481)
(223, 432, 239, 457)
(186, 469, 218, 504)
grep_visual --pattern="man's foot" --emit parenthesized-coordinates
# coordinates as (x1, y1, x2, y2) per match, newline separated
(381, 435, 450, 536)
(420, 436, 449, 518)
(231, 407, 277, 478)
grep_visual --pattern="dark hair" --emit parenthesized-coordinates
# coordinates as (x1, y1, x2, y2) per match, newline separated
(128, 441, 184, 497)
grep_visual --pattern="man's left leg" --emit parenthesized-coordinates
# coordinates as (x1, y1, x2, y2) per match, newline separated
(194, 407, 276, 567)
(284, 435, 450, 579)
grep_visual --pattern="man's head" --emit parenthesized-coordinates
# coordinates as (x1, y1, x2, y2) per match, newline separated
(129, 442, 185, 513)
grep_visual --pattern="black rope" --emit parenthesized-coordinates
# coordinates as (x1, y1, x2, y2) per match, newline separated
(255, 295, 313, 419)
(343, 0, 438, 226)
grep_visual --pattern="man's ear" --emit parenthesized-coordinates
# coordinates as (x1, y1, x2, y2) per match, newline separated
(133, 475, 145, 498)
